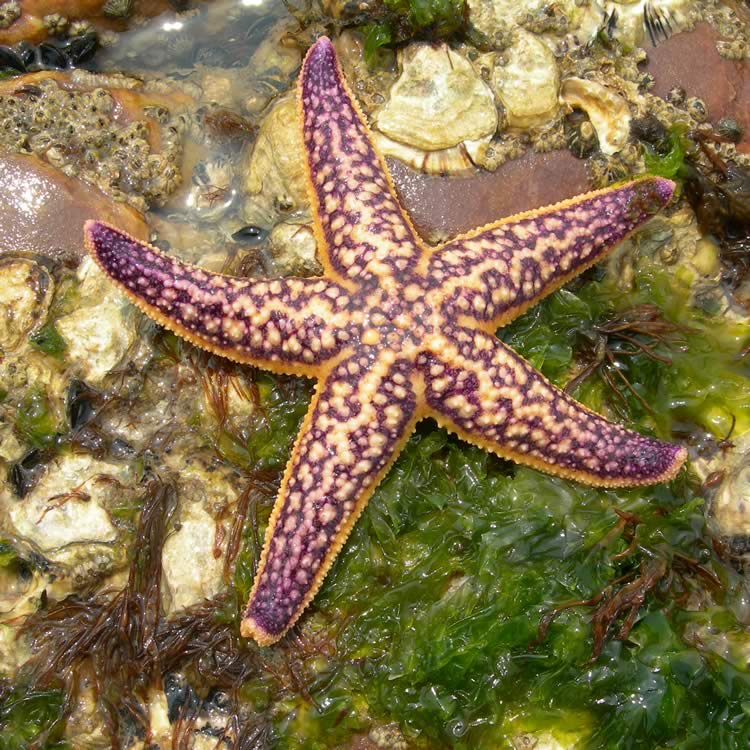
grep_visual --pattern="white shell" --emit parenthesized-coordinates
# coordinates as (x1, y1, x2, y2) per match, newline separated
(161, 501, 226, 614)
(0, 258, 53, 352)
(560, 77, 632, 155)
(4, 453, 129, 568)
(493, 30, 560, 129)
(240, 95, 309, 228)
(56, 257, 138, 385)
(373, 44, 497, 153)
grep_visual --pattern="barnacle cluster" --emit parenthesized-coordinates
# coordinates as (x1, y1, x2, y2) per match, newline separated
(0, 1, 19, 30)
(0, 78, 186, 209)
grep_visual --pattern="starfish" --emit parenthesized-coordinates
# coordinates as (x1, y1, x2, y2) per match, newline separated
(84, 36, 687, 647)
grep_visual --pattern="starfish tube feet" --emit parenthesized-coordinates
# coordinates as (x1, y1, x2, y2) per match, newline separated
(84, 221, 352, 376)
(418, 326, 687, 486)
(240, 352, 418, 645)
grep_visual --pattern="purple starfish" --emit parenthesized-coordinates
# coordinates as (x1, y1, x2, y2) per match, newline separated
(84, 36, 687, 646)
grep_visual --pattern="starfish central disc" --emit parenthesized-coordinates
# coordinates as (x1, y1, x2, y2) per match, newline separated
(84, 36, 687, 647)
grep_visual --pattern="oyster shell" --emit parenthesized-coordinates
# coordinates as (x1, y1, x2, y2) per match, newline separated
(56, 257, 138, 385)
(161, 499, 227, 615)
(0, 257, 53, 352)
(372, 43, 497, 173)
(240, 95, 309, 229)
(560, 77, 632, 156)
(492, 30, 560, 130)
(3, 452, 131, 571)
(160, 456, 242, 615)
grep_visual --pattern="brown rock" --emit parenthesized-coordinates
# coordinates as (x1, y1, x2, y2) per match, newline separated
(0, 152, 148, 263)
(389, 150, 590, 242)
(646, 23, 750, 147)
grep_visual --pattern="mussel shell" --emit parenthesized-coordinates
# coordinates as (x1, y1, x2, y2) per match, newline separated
(232, 225, 267, 245)
(29, 43, 69, 71)
(0, 46, 26, 72)
(62, 33, 99, 65)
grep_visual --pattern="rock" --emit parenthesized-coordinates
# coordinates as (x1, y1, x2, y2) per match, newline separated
(387, 150, 590, 243)
(492, 30, 560, 130)
(0, 154, 149, 265)
(0, 72, 192, 211)
(646, 22, 750, 149)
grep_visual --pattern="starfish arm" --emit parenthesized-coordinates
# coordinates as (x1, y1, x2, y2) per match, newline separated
(84, 221, 352, 376)
(417, 326, 687, 487)
(429, 177, 676, 329)
(299, 37, 424, 284)
(241, 350, 419, 645)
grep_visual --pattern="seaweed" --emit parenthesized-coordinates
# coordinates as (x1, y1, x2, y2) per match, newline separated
(29, 324, 66, 358)
(13, 388, 60, 451)
(21, 477, 178, 741)
(0, 688, 66, 750)
(358, 0, 467, 65)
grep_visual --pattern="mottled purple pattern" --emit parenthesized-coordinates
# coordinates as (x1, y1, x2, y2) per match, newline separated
(86, 223, 351, 370)
(417, 325, 685, 483)
(301, 37, 422, 281)
(84, 37, 686, 646)
(245, 351, 416, 639)
(430, 178, 676, 326)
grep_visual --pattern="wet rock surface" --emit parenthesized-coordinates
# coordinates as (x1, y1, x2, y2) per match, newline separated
(0, 153, 149, 263)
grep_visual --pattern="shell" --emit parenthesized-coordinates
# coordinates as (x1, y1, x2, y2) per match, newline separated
(560, 77, 632, 156)
(267, 222, 322, 277)
(577, 0, 694, 49)
(0, 257, 53, 352)
(492, 30, 560, 130)
(56, 257, 138, 385)
(373, 44, 497, 153)
(4, 452, 133, 572)
(704, 432, 750, 561)
(240, 95, 309, 228)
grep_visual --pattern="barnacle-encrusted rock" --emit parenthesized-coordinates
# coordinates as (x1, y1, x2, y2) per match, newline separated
(560, 78, 631, 155)
(56, 257, 138, 384)
(372, 44, 497, 160)
(0, 73, 191, 211)
(267, 222, 321, 277)
(0, 153, 149, 264)
(492, 30, 559, 129)
(3, 452, 132, 571)
(161, 456, 241, 614)
(467, 0, 574, 41)
(0, 258, 53, 352)
(240, 95, 309, 228)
